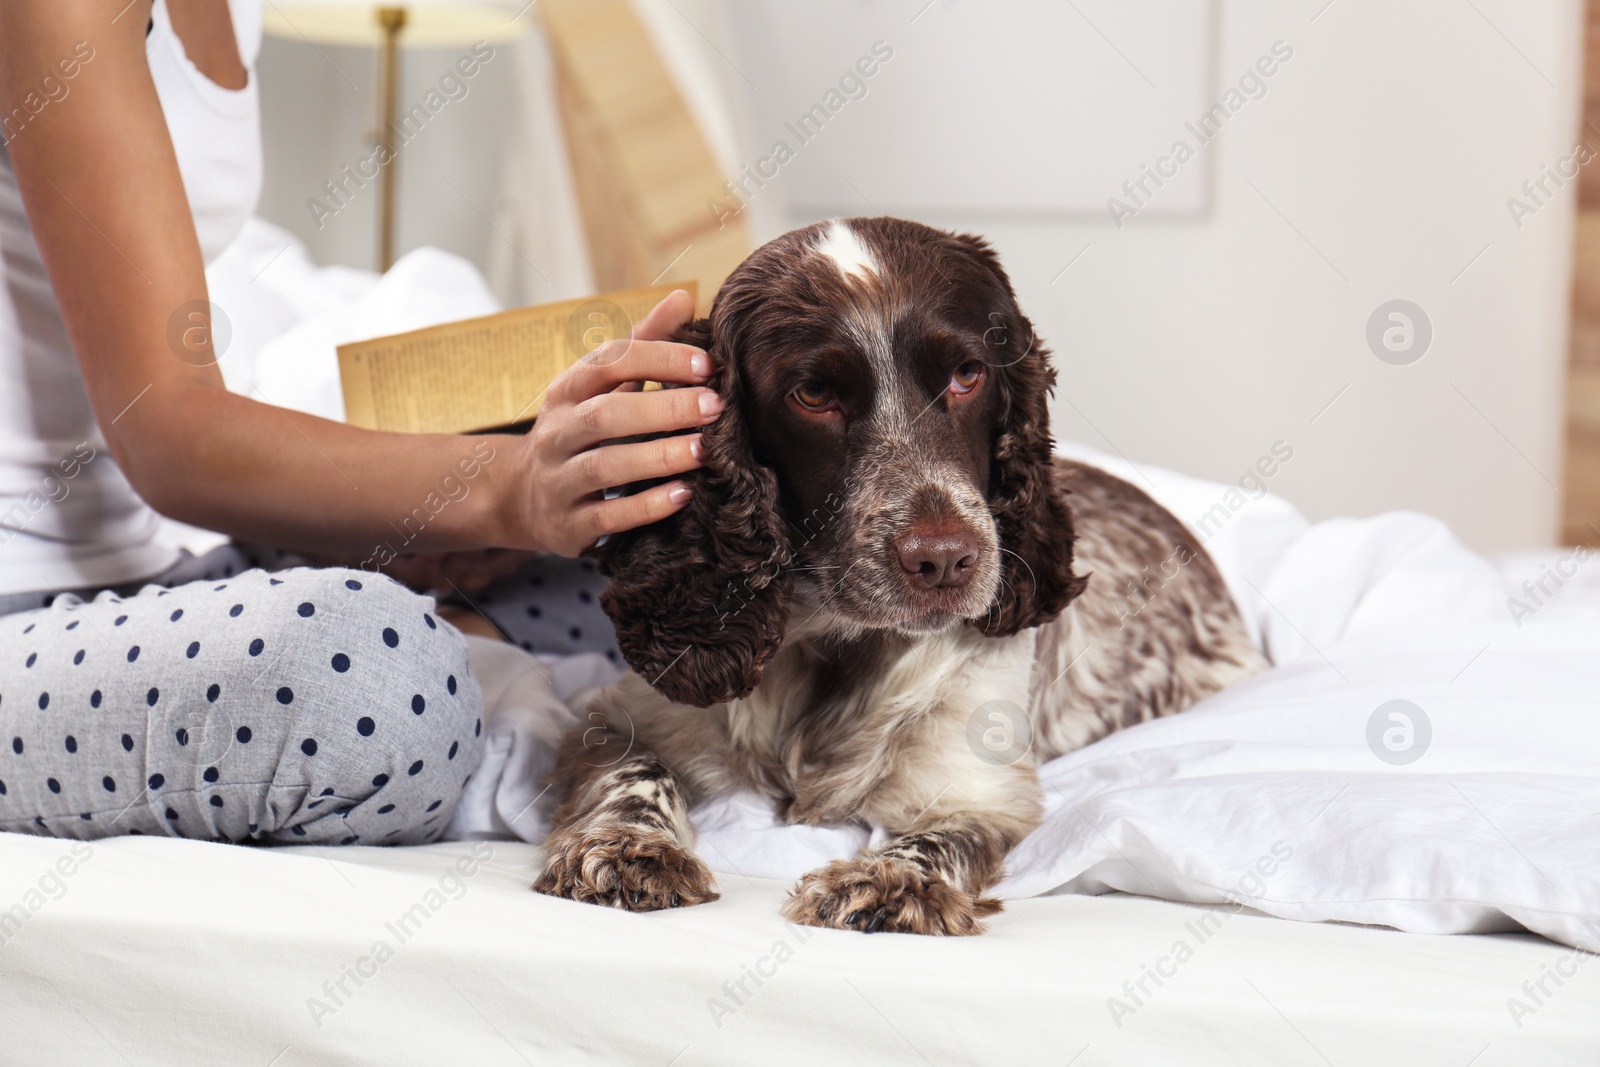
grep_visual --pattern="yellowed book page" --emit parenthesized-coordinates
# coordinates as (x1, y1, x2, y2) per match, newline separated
(338, 282, 695, 434)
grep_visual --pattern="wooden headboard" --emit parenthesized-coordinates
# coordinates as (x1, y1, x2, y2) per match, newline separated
(1565, 1, 1600, 545)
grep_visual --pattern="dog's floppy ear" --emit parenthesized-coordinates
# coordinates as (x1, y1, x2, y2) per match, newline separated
(954, 235, 1088, 636)
(589, 317, 794, 707)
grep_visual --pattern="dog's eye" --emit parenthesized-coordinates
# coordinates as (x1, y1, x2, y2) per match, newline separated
(950, 361, 986, 395)
(792, 381, 837, 411)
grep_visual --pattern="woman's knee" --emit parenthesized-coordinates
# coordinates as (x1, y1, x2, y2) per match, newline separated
(268, 703, 486, 844)
(123, 565, 482, 844)
(0, 565, 485, 844)
(248, 568, 486, 844)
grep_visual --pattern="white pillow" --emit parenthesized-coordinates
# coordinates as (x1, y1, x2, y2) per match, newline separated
(995, 610, 1600, 953)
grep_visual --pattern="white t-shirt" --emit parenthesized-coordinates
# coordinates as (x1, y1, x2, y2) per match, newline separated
(0, 0, 262, 595)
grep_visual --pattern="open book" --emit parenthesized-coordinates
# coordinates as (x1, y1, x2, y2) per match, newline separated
(338, 282, 696, 434)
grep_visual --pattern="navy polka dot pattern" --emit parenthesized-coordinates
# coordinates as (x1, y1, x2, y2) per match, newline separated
(0, 563, 483, 845)
(439, 553, 621, 661)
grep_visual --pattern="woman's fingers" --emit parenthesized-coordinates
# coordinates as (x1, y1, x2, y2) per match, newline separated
(560, 388, 721, 454)
(554, 339, 711, 405)
(570, 434, 704, 497)
(629, 289, 696, 342)
(517, 291, 711, 554)
(579, 479, 695, 542)
(447, 549, 530, 591)
(553, 291, 706, 404)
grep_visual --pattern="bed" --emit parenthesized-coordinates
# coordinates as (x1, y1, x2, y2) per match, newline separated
(4, 223, 1597, 1064)
(3, 832, 1595, 1066)
(6, 473, 1598, 1064)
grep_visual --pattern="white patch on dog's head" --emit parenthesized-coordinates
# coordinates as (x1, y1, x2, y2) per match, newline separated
(813, 219, 878, 283)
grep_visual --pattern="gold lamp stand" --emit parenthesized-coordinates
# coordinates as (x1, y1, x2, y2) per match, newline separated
(262, 1, 528, 273)
(375, 5, 408, 272)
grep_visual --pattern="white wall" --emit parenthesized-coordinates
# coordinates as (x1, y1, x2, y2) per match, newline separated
(257, 0, 1583, 552)
(725, 1, 1215, 217)
(255, 32, 531, 298)
(731, 0, 1581, 552)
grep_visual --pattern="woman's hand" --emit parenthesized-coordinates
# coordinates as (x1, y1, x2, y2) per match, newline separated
(378, 548, 531, 593)
(508, 289, 721, 557)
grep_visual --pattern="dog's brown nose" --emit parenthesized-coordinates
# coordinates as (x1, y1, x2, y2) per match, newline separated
(895, 529, 979, 589)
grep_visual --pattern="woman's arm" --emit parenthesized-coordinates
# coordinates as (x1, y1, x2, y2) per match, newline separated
(0, 0, 714, 560)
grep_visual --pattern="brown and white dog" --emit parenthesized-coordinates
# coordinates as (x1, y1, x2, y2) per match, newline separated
(532, 217, 1264, 934)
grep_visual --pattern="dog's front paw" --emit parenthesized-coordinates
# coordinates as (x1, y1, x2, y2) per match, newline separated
(782, 855, 1001, 935)
(533, 826, 720, 911)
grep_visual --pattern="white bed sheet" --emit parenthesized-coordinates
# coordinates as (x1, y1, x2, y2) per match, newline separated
(2, 833, 1597, 1066)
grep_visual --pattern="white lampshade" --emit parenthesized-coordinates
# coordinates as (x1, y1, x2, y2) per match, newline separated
(263, 0, 530, 48)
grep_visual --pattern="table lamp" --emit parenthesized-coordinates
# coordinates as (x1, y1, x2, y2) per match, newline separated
(263, 0, 528, 271)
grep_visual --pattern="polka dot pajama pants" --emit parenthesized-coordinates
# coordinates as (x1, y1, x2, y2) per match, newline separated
(0, 567, 484, 846)
(443, 553, 621, 665)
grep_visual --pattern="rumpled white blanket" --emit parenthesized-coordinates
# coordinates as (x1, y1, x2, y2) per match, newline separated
(206, 217, 501, 419)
